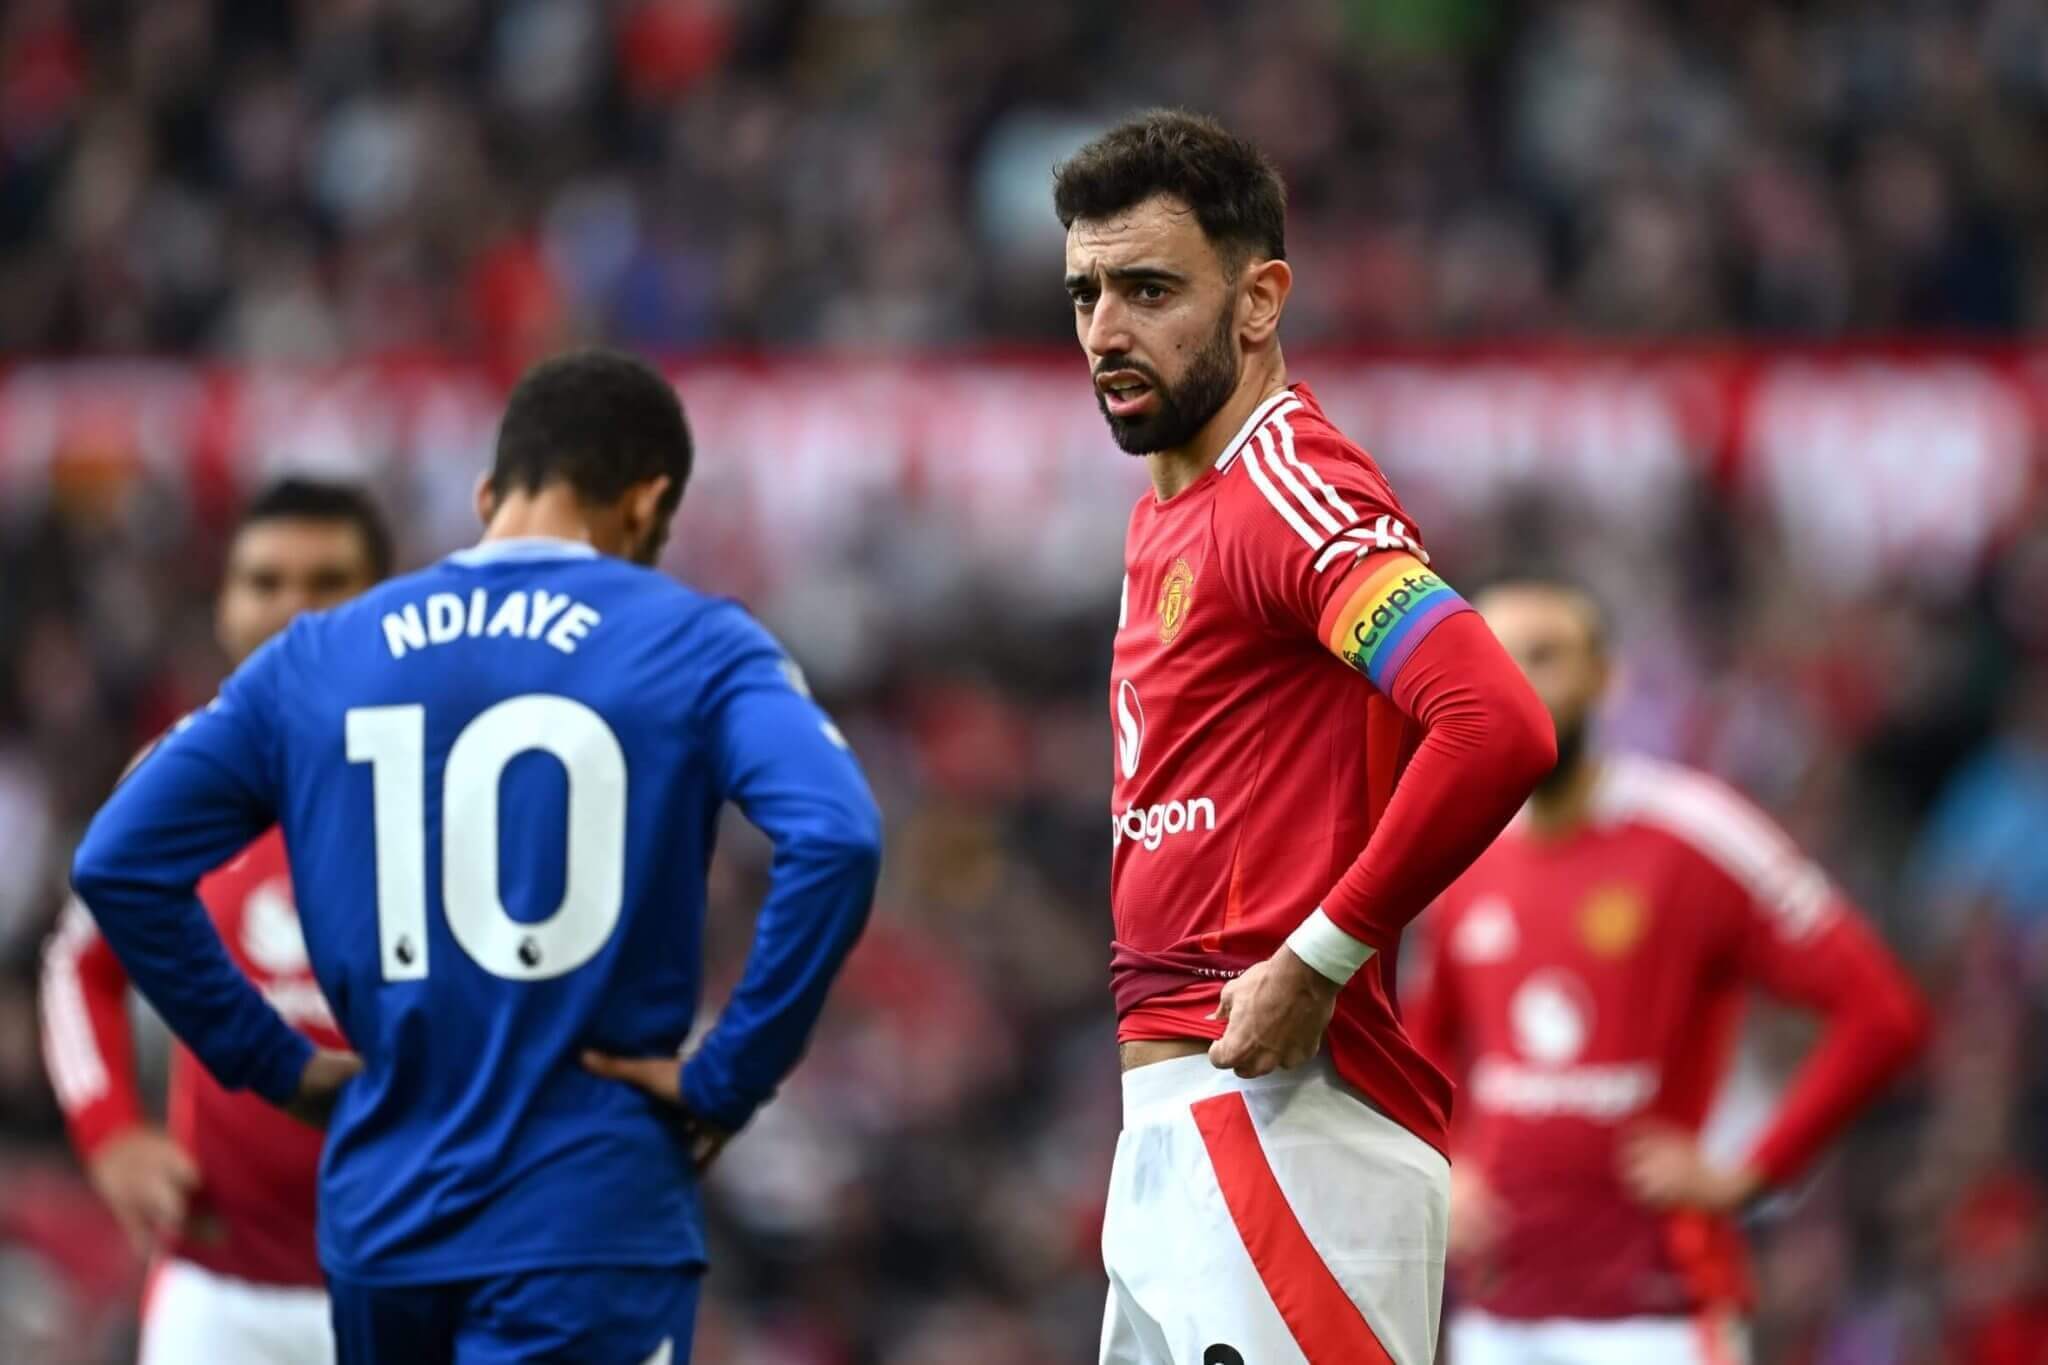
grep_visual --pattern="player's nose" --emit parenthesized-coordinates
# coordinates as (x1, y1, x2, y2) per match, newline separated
(1083, 295, 1134, 359)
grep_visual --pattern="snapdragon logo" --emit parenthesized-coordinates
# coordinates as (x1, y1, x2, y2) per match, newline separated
(1113, 796, 1217, 851)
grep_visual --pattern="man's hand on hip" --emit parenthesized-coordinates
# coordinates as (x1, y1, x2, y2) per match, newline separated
(1208, 945, 1342, 1078)
(1618, 1122, 1761, 1214)
(87, 1126, 199, 1255)
(581, 1050, 734, 1173)
(282, 1048, 363, 1129)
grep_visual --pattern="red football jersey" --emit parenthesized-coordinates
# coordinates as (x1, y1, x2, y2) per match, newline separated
(1109, 382, 1462, 1155)
(1411, 754, 1921, 1321)
(43, 829, 344, 1287)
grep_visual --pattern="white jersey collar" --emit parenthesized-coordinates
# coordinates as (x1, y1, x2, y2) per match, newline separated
(1214, 386, 1303, 473)
(447, 536, 601, 566)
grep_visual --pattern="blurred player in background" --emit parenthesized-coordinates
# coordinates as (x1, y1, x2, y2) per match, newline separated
(1410, 579, 1930, 1365)
(40, 479, 391, 1364)
(68, 349, 883, 1364)
(1060, 111, 1556, 1365)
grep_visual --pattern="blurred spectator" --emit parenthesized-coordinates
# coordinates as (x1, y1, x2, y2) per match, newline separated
(4, 2, 2048, 1360)
(5, 0, 2048, 354)
(1912, 668, 2048, 965)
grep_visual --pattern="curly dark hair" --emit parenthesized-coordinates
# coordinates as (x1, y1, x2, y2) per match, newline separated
(1053, 109, 1287, 272)
(490, 348, 693, 513)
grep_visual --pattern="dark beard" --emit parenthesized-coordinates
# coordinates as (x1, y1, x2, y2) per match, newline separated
(1095, 303, 1240, 454)
(1532, 716, 1586, 798)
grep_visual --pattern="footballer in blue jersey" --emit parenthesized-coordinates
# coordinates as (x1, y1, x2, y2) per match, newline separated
(70, 350, 884, 1364)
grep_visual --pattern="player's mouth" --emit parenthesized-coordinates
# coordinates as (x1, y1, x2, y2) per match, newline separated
(1097, 371, 1157, 419)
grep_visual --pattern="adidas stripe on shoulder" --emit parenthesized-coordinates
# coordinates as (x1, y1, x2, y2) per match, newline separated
(1223, 401, 1425, 573)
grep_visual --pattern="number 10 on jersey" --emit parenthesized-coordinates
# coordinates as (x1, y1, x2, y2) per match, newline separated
(346, 695, 629, 983)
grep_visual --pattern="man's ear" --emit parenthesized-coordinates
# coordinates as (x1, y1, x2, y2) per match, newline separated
(474, 472, 498, 528)
(1238, 258, 1293, 348)
(626, 475, 673, 538)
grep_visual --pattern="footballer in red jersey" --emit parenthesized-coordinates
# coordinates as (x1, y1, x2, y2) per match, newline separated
(1057, 112, 1556, 1365)
(1410, 580, 1929, 1365)
(41, 480, 389, 1365)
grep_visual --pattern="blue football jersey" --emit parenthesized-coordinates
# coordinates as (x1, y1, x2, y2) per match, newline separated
(71, 538, 882, 1283)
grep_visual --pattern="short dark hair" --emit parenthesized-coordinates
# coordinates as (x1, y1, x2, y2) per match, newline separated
(490, 349, 692, 513)
(237, 478, 394, 579)
(1053, 109, 1287, 271)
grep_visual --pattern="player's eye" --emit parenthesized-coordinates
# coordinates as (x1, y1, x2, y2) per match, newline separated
(1134, 283, 1168, 302)
(1071, 289, 1098, 310)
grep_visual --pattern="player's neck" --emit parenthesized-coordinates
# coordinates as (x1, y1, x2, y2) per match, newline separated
(1524, 755, 1601, 840)
(1145, 352, 1288, 502)
(480, 488, 601, 550)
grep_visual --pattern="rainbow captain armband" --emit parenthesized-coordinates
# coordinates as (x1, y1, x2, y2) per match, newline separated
(1323, 553, 1469, 691)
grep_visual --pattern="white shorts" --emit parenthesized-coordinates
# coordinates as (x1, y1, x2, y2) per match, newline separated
(141, 1258, 333, 1365)
(1450, 1309, 1751, 1365)
(1099, 1052, 1449, 1365)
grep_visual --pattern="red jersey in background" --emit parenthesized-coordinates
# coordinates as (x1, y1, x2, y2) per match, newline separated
(42, 829, 342, 1287)
(1411, 754, 1927, 1321)
(1109, 383, 1471, 1155)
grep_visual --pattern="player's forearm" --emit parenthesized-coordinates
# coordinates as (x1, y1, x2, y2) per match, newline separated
(1743, 912, 1930, 1186)
(39, 912, 151, 1155)
(1313, 613, 1556, 958)
(72, 771, 310, 1104)
(58, 1086, 148, 1159)
(681, 830, 882, 1131)
(70, 681, 312, 1103)
(1744, 1018, 1924, 1188)
(69, 870, 313, 1107)
(42, 739, 177, 1152)
(695, 648, 885, 1129)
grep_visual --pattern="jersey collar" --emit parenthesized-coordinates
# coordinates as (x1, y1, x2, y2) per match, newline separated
(447, 537, 601, 566)
(1214, 385, 1303, 474)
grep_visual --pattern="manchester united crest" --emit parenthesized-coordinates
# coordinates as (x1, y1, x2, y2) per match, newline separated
(1579, 884, 1649, 957)
(1158, 558, 1195, 644)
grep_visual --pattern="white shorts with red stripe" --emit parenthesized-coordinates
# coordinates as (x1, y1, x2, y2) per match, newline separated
(141, 1258, 333, 1365)
(1100, 1052, 1449, 1365)
(1450, 1309, 1751, 1365)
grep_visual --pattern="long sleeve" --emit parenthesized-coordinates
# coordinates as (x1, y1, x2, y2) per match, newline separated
(68, 647, 313, 1107)
(679, 609, 883, 1133)
(1212, 418, 1555, 965)
(1316, 610, 1557, 953)
(1736, 897, 1930, 1186)
(39, 898, 148, 1155)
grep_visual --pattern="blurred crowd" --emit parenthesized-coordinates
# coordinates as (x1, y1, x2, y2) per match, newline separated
(1, 447, 2045, 1362)
(4, 0, 2048, 360)
(4, 0, 2048, 1362)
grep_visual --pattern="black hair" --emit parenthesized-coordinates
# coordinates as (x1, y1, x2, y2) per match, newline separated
(237, 478, 394, 580)
(489, 348, 693, 513)
(1053, 109, 1287, 271)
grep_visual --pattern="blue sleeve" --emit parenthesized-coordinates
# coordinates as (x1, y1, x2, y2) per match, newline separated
(679, 607, 883, 1132)
(68, 639, 315, 1106)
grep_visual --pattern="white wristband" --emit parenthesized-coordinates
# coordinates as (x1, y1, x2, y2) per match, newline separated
(1285, 907, 1376, 985)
